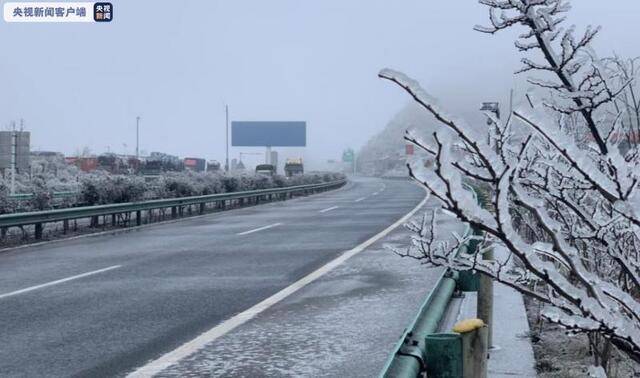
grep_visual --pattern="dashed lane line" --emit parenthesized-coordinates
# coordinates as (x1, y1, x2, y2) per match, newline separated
(0, 265, 122, 300)
(236, 223, 282, 236)
(319, 206, 340, 213)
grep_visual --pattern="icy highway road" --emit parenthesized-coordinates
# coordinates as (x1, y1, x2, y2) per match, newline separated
(0, 177, 452, 377)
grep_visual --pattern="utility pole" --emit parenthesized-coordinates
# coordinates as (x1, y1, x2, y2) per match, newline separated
(136, 116, 140, 160)
(225, 105, 230, 172)
(480, 102, 500, 153)
(478, 101, 498, 349)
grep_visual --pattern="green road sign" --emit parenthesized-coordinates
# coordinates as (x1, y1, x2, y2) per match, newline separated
(342, 149, 354, 163)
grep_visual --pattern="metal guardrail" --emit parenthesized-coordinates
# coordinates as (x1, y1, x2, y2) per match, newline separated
(380, 184, 481, 377)
(0, 180, 346, 240)
(8, 191, 78, 201)
(381, 269, 460, 377)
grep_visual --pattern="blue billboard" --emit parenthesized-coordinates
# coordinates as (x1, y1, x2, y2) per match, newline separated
(231, 121, 306, 147)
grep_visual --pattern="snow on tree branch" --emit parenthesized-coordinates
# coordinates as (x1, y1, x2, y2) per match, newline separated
(379, 0, 640, 367)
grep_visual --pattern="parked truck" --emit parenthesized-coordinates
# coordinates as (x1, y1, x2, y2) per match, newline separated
(284, 158, 304, 177)
(255, 164, 276, 176)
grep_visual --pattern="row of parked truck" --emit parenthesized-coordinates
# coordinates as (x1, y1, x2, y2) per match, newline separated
(255, 158, 304, 177)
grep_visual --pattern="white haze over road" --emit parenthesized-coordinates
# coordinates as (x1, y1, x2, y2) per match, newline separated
(0, 1, 638, 168)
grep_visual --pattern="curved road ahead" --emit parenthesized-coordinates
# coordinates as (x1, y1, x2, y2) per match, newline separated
(0, 177, 429, 377)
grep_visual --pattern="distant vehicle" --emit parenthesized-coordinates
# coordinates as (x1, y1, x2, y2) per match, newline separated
(284, 158, 304, 177)
(207, 160, 221, 172)
(65, 156, 98, 172)
(184, 157, 206, 172)
(255, 164, 276, 176)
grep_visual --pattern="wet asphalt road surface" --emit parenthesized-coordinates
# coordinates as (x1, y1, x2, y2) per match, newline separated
(0, 177, 443, 377)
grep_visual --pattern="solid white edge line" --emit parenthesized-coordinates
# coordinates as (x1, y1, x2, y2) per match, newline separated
(0, 265, 122, 300)
(236, 223, 282, 236)
(354, 197, 367, 202)
(126, 188, 430, 378)
(319, 206, 340, 213)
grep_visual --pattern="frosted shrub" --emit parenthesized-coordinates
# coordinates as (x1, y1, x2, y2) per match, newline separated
(0, 178, 11, 215)
(80, 173, 146, 204)
(6, 167, 343, 213)
(29, 175, 52, 211)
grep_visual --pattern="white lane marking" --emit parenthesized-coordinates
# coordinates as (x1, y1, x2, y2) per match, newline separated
(319, 206, 339, 213)
(372, 192, 379, 196)
(354, 197, 367, 202)
(0, 265, 122, 300)
(236, 223, 282, 236)
(127, 189, 430, 378)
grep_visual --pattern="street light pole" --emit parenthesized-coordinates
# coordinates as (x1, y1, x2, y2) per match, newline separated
(136, 116, 140, 160)
(225, 105, 229, 172)
(10, 121, 16, 195)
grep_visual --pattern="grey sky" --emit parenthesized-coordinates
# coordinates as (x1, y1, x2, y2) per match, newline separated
(0, 1, 638, 169)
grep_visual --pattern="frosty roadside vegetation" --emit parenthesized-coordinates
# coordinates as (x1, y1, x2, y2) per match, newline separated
(380, 0, 640, 374)
(0, 157, 344, 215)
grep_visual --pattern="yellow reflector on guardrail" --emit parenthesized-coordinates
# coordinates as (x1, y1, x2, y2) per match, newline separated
(453, 318, 485, 334)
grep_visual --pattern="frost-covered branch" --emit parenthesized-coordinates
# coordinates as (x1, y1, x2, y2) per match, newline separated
(379, 1, 640, 368)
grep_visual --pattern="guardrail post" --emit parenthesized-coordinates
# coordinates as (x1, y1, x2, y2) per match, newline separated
(35, 223, 43, 240)
(199, 203, 205, 214)
(171, 206, 177, 219)
(453, 319, 488, 378)
(457, 243, 479, 292)
(111, 214, 117, 227)
(425, 333, 463, 377)
(136, 211, 142, 226)
(63, 220, 69, 234)
(1, 227, 6, 240)
(477, 248, 494, 348)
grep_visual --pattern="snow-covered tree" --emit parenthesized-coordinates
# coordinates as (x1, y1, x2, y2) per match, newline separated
(380, 0, 640, 369)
